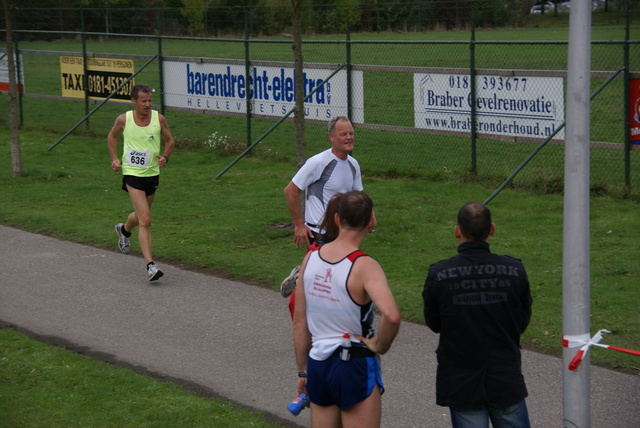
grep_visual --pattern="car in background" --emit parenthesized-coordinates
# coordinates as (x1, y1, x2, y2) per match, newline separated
(530, 1, 556, 15)
(558, 1, 571, 13)
(536, 1, 607, 14)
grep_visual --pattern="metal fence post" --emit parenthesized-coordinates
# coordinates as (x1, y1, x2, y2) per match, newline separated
(157, 10, 165, 115)
(81, 9, 89, 129)
(624, 0, 631, 192)
(244, 7, 252, 148)
(346, 18, 352, 122)
(469, 6, 477, 174)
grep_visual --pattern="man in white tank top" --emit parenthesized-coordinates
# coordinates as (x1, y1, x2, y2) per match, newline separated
(293, 191, 401, 428)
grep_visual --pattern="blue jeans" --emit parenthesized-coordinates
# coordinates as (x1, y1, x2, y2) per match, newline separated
(450, 400, 530, 428)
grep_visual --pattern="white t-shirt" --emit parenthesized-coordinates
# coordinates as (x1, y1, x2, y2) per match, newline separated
(291, 149, 363, 232)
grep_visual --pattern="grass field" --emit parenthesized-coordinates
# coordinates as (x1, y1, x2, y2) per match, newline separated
(2, 22, 639, 426)
(1, 123, 639, 426)
(0, 327, 286, 427)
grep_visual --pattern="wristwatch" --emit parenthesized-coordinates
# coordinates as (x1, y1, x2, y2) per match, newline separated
(297, 371, 307, 378)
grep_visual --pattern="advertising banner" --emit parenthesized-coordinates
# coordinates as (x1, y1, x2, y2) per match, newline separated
(0, 53, 25, 93)
(162, 61, 364, 122)
(414, 73, 565, 140)
(60, 56, 134, 101)
(630, 78, 640, 145)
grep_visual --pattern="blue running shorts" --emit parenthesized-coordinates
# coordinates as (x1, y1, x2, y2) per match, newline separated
(306, 352, 384, 410)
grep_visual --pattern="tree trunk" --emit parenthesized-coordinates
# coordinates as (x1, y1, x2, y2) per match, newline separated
(290, 0, 305, 167)
(3, 0, 23, 177)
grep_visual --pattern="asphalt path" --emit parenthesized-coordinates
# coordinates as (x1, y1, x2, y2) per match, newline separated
(1, 224, 638, 427)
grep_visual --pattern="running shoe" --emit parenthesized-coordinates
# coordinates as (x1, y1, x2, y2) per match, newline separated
(280, 265, 300, 298)
(114, 223, 130, 254)
(147, 263, 164, 282)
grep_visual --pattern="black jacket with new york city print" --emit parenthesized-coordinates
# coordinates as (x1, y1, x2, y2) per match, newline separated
(422, 240, 533, 411)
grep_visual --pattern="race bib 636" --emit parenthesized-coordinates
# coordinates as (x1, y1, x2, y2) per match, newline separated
(125, 148, 151, 168)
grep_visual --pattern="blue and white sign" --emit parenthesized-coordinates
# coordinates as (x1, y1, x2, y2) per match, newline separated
(163, 61, 363, 122)
(414, 73, 565, 140)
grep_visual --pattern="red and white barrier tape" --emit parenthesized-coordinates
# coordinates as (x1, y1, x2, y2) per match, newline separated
(563, 329, 640, 371)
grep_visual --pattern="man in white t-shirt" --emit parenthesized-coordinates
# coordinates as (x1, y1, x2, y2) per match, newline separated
(281, 117, 363, 297)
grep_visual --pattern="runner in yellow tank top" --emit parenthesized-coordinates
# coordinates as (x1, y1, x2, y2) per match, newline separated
(121, 109, 161, 177)
(107, 83, 175, 282)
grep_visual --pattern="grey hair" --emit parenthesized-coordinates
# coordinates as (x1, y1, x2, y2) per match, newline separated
(328, 116, 350, 135)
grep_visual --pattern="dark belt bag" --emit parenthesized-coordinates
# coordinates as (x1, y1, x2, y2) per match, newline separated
(335, 345, 376, 359)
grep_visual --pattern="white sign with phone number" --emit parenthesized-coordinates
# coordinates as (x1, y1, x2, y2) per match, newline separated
(414, 73, 565, 140)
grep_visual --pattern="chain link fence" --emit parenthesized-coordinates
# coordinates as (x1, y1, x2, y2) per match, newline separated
(2, 2, 639, 198)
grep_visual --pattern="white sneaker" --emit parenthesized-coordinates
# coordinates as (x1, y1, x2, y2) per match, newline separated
(114, 223, 130, 254)
(280, 265, 300, 298)
(147, 263, 164, 282)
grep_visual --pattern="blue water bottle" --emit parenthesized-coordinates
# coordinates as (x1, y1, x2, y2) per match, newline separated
(287, 393, 310, 415)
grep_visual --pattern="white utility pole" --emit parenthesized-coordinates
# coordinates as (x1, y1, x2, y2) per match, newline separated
(562, 0, 592, 426)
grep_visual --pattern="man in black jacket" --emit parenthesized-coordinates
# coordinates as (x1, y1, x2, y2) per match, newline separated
(423, 201, 532, 428)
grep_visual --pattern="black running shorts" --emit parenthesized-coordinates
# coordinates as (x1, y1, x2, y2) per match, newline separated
(122, 175, 159, 196)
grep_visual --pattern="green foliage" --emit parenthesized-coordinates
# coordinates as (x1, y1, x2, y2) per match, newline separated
(307, 0, 360, 33)
(8, 1, 639, 38)
(257, 0, 292, 35)
(180, 0, 211, 35)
